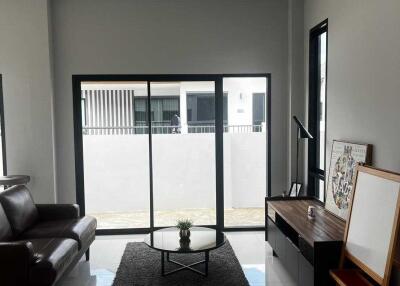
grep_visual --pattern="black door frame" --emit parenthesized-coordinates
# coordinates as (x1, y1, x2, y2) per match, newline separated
(72, 74, 271, 235)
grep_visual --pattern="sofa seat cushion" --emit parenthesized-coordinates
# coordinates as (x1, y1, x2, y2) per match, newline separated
(0, 204, 12, 241)
(27, 238, 78, 286)
(0, 185, 39, 236)
(22, 216, 97, 250)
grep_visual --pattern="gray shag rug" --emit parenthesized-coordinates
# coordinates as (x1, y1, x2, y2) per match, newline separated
(112, 241, 249, 286)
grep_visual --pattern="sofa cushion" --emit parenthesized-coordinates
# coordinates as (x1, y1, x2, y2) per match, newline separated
(22, 216, 97, 250)
(26, 238, 78, 286)
(0, 185, 38, 236)
(0, 203, 13, 241)
(0, 205, 12, 242)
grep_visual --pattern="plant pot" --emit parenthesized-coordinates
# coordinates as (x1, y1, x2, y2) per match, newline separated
(179, 229, 190, 238)
(179, 237, 191, 251)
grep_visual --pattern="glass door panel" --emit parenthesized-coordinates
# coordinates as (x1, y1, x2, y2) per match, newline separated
(151, 81, 216, 227)
(222, 77, 267, 227)
(81, 81, 150, 229)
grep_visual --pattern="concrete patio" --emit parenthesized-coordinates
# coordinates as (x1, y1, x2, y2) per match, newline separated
(90, 207, 265, 229)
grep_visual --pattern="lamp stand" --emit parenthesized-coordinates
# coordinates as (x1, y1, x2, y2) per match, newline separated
(295, 127, 300, 196)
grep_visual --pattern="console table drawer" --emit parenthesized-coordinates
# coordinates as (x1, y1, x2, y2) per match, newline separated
(267, 218, 277, 250)
(299, 253, 314, 286)
(299, 235, 314, 265)
(267, 207, 276, 222)
(285, 237, 300, 283)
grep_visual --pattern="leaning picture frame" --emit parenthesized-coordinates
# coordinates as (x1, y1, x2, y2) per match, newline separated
(325, 140, 373, 220)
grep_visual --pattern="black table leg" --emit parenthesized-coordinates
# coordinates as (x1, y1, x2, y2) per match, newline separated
(205, 251, 209, 277)
(161, 251, 165, 276)
(161, 251, 210, 277)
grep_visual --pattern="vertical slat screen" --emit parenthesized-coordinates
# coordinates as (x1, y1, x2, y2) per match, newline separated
(81, 89, 135, 135)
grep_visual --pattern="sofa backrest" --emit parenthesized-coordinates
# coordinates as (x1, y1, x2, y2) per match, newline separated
(0, 203, 12, 241)
(0, 185, 39, 236)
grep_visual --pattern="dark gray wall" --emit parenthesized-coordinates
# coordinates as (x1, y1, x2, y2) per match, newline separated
(51, 0, 291, 202)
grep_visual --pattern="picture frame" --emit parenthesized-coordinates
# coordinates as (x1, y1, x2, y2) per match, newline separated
(289, 182, 302, 197)
(325, 140, 372, 220)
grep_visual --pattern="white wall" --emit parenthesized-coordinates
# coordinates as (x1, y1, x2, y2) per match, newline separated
(0, 0, 56, 202)
(303, 1, 400, 282)
(304, 0, 400, 178)
(288, 0, 305, 185)
(84, 133, 265, 213)
(51, 0, 290, 202)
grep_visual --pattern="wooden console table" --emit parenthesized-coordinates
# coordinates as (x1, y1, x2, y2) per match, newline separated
(266, 197, 346, 286)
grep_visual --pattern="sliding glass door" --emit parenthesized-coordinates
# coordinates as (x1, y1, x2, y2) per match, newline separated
(223, 76, 268, 227)
(73, 74, 270, 233)
(80, 81, 151, 230)
(151, 81, 216, 227)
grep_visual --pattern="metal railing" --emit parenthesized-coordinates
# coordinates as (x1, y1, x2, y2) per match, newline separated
(82, 124, 264, 135)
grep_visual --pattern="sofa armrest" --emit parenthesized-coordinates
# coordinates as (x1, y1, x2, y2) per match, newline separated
(36, 204, 80, 221)
(0, 241, 34, 285)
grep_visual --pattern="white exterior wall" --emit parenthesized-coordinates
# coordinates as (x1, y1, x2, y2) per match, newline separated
(84, 133, 265, 213)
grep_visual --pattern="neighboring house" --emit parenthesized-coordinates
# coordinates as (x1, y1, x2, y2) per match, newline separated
(81, 82, 266, 135)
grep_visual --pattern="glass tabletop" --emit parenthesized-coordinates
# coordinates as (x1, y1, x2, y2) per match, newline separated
(144, 227, 226, 253)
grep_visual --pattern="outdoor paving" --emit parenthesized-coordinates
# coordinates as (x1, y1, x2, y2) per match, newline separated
(90, 208, 265, 229)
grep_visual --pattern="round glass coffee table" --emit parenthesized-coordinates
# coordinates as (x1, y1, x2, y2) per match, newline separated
(144, 227, 226, 277)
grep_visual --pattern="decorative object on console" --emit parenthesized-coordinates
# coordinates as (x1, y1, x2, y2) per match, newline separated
(325, 140, 372, 220)
(307, 205, 316, 219)
(291, 116, 313, 197)
(290, 182, 302, 197)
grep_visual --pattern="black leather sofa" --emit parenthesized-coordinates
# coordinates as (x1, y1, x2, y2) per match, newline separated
(0, 185, 97, 286)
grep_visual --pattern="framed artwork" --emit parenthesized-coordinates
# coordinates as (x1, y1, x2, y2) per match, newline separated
(325, 140, 372, 220)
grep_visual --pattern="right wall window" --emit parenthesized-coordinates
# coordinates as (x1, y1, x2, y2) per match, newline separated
(308, 20, 328, 202)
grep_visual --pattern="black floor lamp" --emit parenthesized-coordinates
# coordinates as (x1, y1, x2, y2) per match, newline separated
(291, 116, 313, 196)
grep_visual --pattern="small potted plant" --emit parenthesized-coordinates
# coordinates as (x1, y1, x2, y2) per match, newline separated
(176, 218, 193, 238)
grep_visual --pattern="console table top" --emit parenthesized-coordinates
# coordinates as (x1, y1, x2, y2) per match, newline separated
(267, 198, 346, 245)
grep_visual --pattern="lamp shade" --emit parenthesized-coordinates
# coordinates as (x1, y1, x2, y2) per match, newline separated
(293, 116, 313, 139)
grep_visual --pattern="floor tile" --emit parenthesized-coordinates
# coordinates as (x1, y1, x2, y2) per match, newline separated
(57, 232, 296, 286)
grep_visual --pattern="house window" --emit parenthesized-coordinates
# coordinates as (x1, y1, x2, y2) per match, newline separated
(187, 93, 228, 126)
(308, 20, 328, 201)
(134, 97, 180, 133)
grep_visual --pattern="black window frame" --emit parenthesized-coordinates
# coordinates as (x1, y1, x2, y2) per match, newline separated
(308, 19, 328, 201)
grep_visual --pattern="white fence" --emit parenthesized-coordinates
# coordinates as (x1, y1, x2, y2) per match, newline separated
(83, 133, 266, 213)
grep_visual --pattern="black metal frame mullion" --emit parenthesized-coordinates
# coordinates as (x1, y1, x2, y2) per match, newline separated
(215, 77, 224, 231)
(0, 75, 7, 176)
(147, 81, 154, 231)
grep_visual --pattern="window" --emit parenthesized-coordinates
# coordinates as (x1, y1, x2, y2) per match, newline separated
(187, 93, 227, 127)
(134, 97, 179, 133)
(308, 20, 328, 202)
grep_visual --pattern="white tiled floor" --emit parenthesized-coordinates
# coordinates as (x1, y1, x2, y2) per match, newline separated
(57, 232, 296, 286)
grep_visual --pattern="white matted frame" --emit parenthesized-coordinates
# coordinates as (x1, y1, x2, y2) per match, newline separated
(340, 165, 400, 285)
(325, 140, 372, 220)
